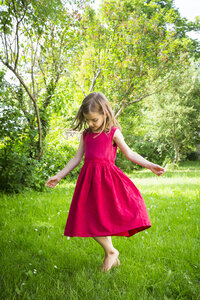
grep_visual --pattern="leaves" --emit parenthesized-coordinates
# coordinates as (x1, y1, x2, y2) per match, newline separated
(142, 63, 200, 163)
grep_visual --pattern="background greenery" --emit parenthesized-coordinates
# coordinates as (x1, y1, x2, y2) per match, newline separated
(0, 0, 200, 192)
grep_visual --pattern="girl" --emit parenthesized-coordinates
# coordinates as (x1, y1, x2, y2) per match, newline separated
(45, 92, 165, 272)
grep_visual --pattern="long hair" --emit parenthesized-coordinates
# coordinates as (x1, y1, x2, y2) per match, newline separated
(72, 92, 121, 136)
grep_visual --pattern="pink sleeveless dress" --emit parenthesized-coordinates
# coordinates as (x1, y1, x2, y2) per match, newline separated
(64, 127, 151, 237)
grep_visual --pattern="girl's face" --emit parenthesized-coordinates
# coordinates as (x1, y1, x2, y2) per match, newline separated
(83, 111, 105, 132)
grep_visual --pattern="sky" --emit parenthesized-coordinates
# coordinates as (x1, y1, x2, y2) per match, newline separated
(174, 0, 200, 21)
(93, 0, 200, 40)
(174, 0, 200, 40)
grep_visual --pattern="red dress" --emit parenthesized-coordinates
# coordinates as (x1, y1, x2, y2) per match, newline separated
(64, 127, 151, 237)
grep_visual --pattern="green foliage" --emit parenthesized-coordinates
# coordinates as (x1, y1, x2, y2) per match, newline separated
(0, 150, 41, 193)
(1, 0, 200, 191)
(0, 77, 82, 192)
(0, 0, 91, 157)
(76, 0, 200, 109)
(0, 122, 81, 193)
(42, 117, 83, 181)
(142, 63, 200, 164)
(0, 137, 81, 193)
(114, 102, 166, 168)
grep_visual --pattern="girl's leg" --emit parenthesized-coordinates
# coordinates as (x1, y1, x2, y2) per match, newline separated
(93, 236, 120, 271)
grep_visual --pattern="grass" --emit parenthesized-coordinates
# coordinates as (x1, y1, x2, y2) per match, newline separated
(0, 161, 200, 299)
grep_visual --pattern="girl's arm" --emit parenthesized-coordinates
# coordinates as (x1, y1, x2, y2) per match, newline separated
(45, 133, 85, 188)
(113, 129, 165, 176)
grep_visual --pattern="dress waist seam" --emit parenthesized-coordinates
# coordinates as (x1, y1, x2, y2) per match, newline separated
(84, 160, 115, 165)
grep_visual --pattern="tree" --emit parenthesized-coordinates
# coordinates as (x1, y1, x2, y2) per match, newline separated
(0, 0, 89, 159)
(142, 63, 200, 164)
(73, 0, 200, 118)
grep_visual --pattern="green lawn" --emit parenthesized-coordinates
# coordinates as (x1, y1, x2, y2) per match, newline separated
(0, 161, 199, 299)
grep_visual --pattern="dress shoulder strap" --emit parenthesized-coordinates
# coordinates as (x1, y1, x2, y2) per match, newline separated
(83, 130, 86, 140)
(110, 127, 118, 139)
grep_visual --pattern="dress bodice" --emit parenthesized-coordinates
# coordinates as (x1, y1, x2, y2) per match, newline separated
(83, 127, 118, 164)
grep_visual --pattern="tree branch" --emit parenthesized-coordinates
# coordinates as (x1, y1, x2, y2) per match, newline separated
(14, 20, 20, 71)
(71, 76, 86, 96)
(89, 68, 101, 93)
(12, 0, 27, 70)
(38, 57, 47, 88)
(1, 59, 43, 159)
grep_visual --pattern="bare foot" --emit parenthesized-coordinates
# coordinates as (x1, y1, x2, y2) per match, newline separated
(100, 250, 120, 272)
(113, 258, 120, 268)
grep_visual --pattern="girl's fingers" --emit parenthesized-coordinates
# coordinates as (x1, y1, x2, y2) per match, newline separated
(151, 165, 166, 176)
(45, 181, 52, 187)
(45, 180, 53, 187)
(46, 183, 55, 188)
(156, 168, 166, 176)
(45, 178, 59, 188)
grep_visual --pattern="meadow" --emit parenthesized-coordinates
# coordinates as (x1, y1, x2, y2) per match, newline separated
(0, 161, 199, 299)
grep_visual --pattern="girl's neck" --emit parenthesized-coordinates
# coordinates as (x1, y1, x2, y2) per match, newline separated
(90, 127, 112, 134)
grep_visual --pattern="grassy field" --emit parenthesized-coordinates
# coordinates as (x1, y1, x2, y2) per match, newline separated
(0, 161, 200, 299)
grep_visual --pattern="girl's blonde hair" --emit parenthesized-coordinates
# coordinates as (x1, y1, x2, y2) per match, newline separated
(72, 92, 121, 136)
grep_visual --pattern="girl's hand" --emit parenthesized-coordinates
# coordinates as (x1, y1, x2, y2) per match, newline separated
(45, 175, 61, 188)
(149, 163, 166, 176)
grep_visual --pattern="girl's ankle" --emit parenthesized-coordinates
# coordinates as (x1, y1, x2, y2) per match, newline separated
(106, 249, 119, 256)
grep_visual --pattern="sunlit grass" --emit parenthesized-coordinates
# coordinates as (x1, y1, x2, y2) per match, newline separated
(0, 161, 199, 299)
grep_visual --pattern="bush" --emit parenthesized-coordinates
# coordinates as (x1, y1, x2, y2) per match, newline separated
(115, 133, 166, 172)
(0, 150, 42, 193)
(0, 132, 81, 193)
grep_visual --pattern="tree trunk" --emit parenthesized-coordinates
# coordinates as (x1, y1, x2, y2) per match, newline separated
(173, 146, 179, 164)
(172, 119, 179, 165)
(173, 139, 179, 164)
(5, 63, 43, 159)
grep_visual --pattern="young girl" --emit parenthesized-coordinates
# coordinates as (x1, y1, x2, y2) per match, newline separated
(45, 92, 165, 272)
